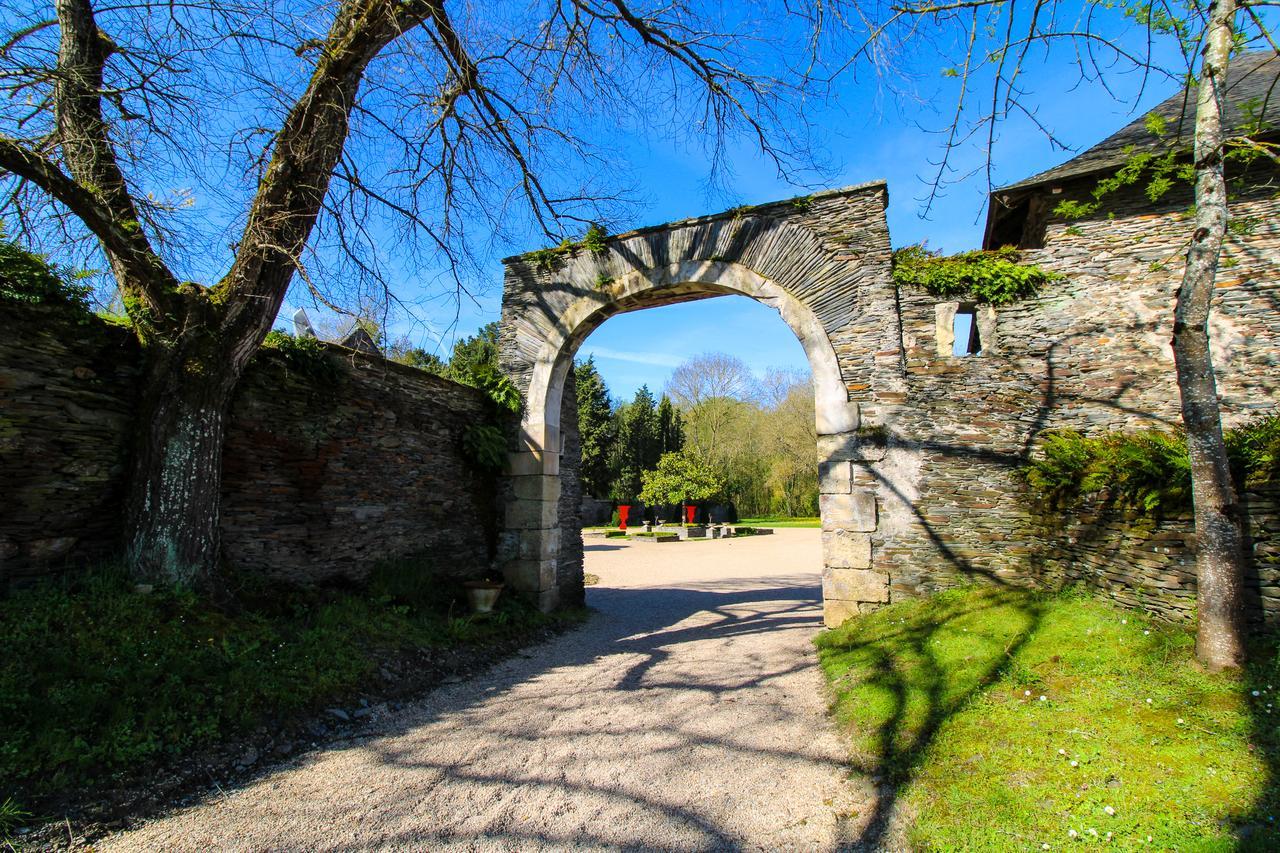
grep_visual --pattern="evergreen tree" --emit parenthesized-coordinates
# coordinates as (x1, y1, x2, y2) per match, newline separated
(609, 385, 661, 501)
(445, 322, 501, 381)
(574, 358, 616, 498)
(657, 395, 685, 455)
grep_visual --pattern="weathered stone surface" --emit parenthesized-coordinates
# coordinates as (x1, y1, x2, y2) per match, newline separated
(820, 491, 877, 532)
(822, 568, 890, 604)
(505, 558, 557, 590)
(0, 303, 497, 587)
(505, 499, 560, 530)
(519, 528, 561, 561)
(511, 475, 562, 503)
(818, 460, 852, 494)
(822, 530, 872, 568)
(822, 598, 861, 629)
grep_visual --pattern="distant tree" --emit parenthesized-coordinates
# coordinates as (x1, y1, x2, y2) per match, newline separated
(445, 322, 500, 382)
(657, 395, 685, 456)
(761, 369, 817, 516)
(574, 358, 615, 498)
(609, 385, 661, 501)
(385, 334, 448, 374)
(639, 452, 725, 507)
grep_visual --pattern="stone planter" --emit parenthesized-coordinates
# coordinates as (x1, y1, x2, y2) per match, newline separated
(463, 580, 504, 614)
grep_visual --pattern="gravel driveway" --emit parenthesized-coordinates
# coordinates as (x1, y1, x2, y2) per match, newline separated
(103, 528, 875, 851)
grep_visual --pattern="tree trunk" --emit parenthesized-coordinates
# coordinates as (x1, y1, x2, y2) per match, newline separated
(1175, 0, 1246, 671)
(125, 340, 243, 590)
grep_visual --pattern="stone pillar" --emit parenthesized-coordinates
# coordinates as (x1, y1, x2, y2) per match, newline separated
(504, 450, 562, 611)
(817, 428, 889, 628)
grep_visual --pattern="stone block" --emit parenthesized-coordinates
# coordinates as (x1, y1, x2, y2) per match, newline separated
(504, 558, 556, 591)
(820, 490, 877, 532)
(508, 450, 559, 476)
(518, 421, 560, 454)
(823, 598, 861, 629)
(511, 474, 562, 502)
(822, 567, 890, 603)
(534, 587, 560, 613)
(505, 498, 559, 530)
(822, 529, 872, 568)
(519, 528, 560, 561)
(816, 433, 887, 464)
(818, 460, 852, 494)
(935, 302, 958, 356)
(815, 398, 860, 436)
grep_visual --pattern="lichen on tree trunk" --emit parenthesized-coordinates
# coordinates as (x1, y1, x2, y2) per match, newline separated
(125, 344, 241, 590)
(1174, 0, 1247, 671)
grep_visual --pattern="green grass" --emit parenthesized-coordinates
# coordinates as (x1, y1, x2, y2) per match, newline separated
(738, 516, 821, 528)
(815, 586, 1280, 851)
(0, 560, 584, 811)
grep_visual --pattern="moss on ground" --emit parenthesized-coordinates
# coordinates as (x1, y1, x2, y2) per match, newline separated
(0, 560, 584, 812)
(815, 586, 1280, 851)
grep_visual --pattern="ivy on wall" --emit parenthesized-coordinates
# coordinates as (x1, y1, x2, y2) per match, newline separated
(257, 330, 344, 384)
(891, 245, 1060, 305)
(0, 238, 94, 319)
(1023, 414, 1280, 514)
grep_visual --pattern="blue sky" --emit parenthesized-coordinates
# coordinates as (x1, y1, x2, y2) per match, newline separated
(364, 48, 1193, 402)
(1, 0, 1198, 403)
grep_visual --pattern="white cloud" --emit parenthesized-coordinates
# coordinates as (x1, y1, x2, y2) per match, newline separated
(578, 345, 685, 369)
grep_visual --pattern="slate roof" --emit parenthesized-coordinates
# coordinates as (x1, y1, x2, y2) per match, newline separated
(997, 50, 1280, 194)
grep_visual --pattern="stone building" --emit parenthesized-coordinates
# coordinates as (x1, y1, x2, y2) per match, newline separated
(868, 50, 1280, 622)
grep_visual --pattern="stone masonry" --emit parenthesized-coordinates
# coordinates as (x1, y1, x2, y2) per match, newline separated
(0, 303, 496, 587)
(499, 184, 894, 620)
(499, 166, 1280, 626)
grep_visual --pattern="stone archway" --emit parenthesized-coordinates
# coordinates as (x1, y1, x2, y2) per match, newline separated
(497, 182, 901, 627)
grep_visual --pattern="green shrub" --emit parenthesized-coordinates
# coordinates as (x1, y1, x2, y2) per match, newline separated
(638, 451, 725, 505)
(1226, 413, 1280, 488)
(258, 330, 343, 384)
(0, 239, 93, 317)
(891, 245, 1059, 305)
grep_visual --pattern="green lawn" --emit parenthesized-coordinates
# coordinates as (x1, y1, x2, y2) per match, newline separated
(0, 560, 584, 813)
(738, 516, 821, 528)
(815, 585, 1280, 851)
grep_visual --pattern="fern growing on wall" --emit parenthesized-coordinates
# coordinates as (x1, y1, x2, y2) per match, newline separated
(1024, 414, 1280, 514)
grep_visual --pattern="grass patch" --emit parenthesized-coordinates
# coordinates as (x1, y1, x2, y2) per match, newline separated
(0, 559, 584, 810)
(738, 516, 821, 528)
(816, 586, 1280, 850)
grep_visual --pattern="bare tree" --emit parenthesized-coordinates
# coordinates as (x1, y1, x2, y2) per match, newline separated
(0, 0, 832, 589)
(835, 0, 1275, 668)
(664, 351, 758, 458)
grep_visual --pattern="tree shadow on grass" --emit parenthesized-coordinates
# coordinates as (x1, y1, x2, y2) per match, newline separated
(817, 587, 1046, 850)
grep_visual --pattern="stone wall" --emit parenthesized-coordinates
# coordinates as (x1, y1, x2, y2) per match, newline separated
(1028, 486, 1280, 623)
(1, 303, 497, 587)
(864, 163, 1280, 623)
(0, 306, 139, 576)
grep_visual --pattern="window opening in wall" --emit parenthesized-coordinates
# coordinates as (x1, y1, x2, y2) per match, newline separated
(953, 305, 981, 356)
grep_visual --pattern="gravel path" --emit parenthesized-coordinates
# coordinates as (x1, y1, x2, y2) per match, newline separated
(103, 529, 876, 851)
